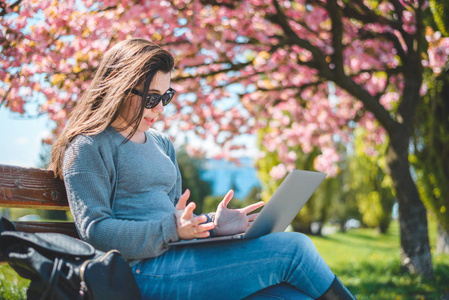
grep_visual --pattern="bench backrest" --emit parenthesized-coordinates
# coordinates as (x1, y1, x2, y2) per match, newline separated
(0, 164, 78, 239)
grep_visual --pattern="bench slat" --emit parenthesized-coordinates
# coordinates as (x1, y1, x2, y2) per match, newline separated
(0, 164, 69, 209)
(0, 164, 80, 263)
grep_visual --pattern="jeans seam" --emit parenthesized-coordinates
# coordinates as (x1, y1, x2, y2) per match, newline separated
(290, 256, 322, 298)
(134, 258, 278, 278)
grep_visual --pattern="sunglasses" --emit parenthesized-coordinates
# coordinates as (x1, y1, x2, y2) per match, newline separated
(129, 87, 176, 109)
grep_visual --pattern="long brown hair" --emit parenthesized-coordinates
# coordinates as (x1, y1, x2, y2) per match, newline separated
(49, 38, 174, 179)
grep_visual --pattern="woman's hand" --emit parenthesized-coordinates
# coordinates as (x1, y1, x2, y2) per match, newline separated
(175, 189, 215, 240)
(213, 190, 265, 236)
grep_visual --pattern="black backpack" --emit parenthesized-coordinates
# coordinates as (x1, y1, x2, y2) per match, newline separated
(0, 218, 141, 300)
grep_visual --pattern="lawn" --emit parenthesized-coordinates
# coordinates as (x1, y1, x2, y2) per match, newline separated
(1, 220, 448, 299)
(0, 263, 28, 300)
(311, 220, 449, 299)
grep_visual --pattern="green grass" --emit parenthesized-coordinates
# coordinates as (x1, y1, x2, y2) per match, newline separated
(311, 221, 449, 299)
(0, 263, 28, 300)
(1, 220, 448, 299)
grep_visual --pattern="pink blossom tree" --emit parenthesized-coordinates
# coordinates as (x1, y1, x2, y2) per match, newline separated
(2, 0, 449, 278)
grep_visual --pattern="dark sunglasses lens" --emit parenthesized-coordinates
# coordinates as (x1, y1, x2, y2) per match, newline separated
(161, 93, 173, 106)
(146, 100, 159, 109)
(145, 95, 159, 109)
(145, 89, 175, 109)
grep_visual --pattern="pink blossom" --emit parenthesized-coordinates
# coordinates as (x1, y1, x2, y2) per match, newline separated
(270, 164, 288, 180)
(0, 0, 437, 180)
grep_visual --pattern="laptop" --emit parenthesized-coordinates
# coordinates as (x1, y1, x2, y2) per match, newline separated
(167, 169, 326, 246)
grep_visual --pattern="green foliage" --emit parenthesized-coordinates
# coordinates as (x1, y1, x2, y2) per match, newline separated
(256, 127, 362, 234)
(256, 126, 323, 233)
(202, 194, 244, 214)
(344, 127, 395, 233)
(329, 164, 361, 231)
(202, 186, 263, 216)
(39, 210, 68, 221)
(256, 120, 395, 234)
(428, 0, 449, 37)
(201, 195, 222, 214)
(242, 186, 262, 208)
(255, 132, 286, 203)
(177, 148, 212, 215)
(313, 171, 360, 233)
(1, 208, 69, 222)
(0, 263, 28, 300)
(412, 63, 449, 235)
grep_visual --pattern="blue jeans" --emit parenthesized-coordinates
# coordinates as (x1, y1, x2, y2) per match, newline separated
(132, 232, 335, 299)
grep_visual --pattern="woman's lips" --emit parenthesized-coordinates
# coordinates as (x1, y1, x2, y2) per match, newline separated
(144, 117, 155, 126)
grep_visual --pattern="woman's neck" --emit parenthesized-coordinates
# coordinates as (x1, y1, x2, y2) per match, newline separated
(111, 119, 146, 144)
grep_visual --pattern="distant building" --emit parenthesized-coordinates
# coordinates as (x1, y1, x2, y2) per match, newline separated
(199, 158, 261, 199)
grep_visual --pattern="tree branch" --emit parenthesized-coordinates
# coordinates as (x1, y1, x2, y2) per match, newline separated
(388, 0, 414, 53)
(339, 0, 410, 60)
(0, 85, 12, 108)
(257, 81, 320, 92)
(198, 0, 242, 9)
(285, 17, 317, 38)
(348, 66, 404, 78)
(359, 30, 407, 61)
(376, 72, 392, 100)
(327, 0, 345, 76)
(0, 0, 22, 17)
(172, 61, 253, 82)
(335, 75, 397, 132)
(390, 0, 406, 16)
(265, 0, 397, 131)
(268, 0, 331, 74)
(341, 0, 403, 31)
(227, 71, 266, 86)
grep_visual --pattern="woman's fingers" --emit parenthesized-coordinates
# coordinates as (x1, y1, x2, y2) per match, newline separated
(188, 222, 214, 238)
(195, 222, 215, 232)
(176, 191, 216, 239)
(241, 201, 265, 214)
(181, 213, 214, 231)
(176, 189, 191, 210)
(177, 214, 215, 239)
(192, 229, 212, 239)
(182, 212, 209, 228)
(193, 221, 215, 238)
(219, 190, 234, 208)
(181, 202, 196, 220)
(247, 213, 259, 222)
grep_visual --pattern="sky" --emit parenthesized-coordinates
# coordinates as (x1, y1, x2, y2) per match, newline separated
(0, 105, 52, 168)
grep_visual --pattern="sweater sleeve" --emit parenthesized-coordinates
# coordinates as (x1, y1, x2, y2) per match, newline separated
(63, 134, 179, 260)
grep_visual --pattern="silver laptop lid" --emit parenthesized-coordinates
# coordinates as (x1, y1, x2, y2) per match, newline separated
(243, 170, 326, 239)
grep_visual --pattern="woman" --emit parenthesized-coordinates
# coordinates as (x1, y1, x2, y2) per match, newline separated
(50, 38, 356, 300)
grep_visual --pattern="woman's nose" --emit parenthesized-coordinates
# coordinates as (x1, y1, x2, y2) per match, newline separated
(152, 100, 164, 113)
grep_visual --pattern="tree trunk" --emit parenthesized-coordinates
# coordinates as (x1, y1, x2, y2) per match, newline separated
(378, 221, 389, 234)
(436, 223, 449, 254)
(385, 137, 433, 279)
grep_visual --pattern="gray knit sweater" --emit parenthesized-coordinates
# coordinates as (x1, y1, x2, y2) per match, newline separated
(63, 126, 182, 261)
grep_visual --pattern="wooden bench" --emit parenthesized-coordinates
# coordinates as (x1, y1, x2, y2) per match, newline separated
(0, 163, 79, 260)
